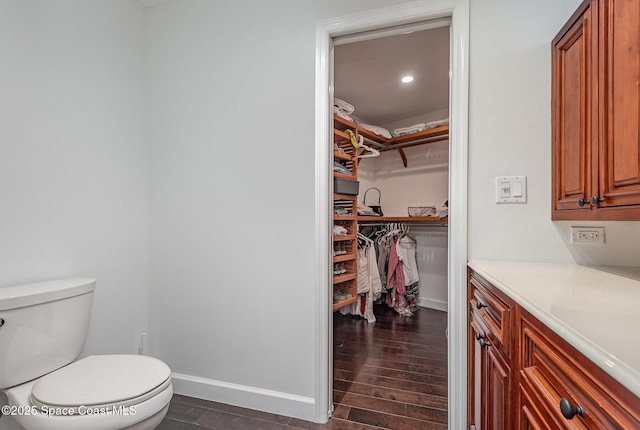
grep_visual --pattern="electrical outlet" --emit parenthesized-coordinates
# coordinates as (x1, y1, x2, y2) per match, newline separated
(570, 227, 605, 244)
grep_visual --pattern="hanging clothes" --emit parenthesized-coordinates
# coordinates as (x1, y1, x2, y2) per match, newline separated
(397, 234, 419, 285)
(347, 223, 421, 319)
(340, 234, 382, 323)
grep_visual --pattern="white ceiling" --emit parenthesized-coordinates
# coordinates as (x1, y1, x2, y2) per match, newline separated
(334, 25, 450, 127)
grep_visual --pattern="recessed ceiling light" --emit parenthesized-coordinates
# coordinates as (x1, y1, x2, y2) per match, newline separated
(401, 76, 414, 83)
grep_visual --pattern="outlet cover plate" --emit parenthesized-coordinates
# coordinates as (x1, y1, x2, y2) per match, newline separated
(570, 226, 605, 244)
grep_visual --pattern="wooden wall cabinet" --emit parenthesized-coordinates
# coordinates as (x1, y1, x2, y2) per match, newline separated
(552, 0, 640, 220)
(468, 268, 640, 430)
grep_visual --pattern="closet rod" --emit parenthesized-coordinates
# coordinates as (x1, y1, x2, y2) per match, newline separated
(360, 134, 449, 151)
(358, 222, 448, 227)
(381, 135, 449, 151)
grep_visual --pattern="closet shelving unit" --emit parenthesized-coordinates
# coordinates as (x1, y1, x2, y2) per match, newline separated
(357, 216, 448, 225)
(332, 115, 450, 310)
(358, 121, 449, 168)
(333, 116, 358, 311)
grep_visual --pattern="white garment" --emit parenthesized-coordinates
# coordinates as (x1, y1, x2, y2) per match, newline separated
(333, 225, 348, 236)
(340, 245, 381, 324)
(367, 246, 382, 300)
(357, 248, 370, 295)
(396, 235, 419, 286)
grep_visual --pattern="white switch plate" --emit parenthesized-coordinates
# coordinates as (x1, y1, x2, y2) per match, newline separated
(495, 176, 527, 203)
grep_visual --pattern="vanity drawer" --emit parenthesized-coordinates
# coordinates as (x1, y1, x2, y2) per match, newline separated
(519, 309, 640, 429)
(469, 270, 513, 357)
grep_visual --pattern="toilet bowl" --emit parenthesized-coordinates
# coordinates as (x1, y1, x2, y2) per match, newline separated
(0, 278, 173, 430)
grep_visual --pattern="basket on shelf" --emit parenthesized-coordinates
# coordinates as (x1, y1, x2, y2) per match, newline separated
(407, 205, 437, 217)
(363, 188, 383, 216)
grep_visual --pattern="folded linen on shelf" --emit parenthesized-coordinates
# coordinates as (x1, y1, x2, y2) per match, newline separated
(333, 161, 351, 175)
(425, 117, 449, 129)
(407, 205, 437, 217)
(333, 225, 348, 236)
(357, 203, 380, 216)
(358, 123, 392, 139)
(391, 123, 426, 137)
(334, 98, 355, 122)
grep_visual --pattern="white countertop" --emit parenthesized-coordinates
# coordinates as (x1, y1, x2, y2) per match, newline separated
(468, 260, 640, 398)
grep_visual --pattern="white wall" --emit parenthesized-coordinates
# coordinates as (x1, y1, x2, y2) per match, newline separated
(0, 0, 149, 355)
(468, 0, 640, 267)
(146, 0, 429, 421)
(359, 142, 449, 216)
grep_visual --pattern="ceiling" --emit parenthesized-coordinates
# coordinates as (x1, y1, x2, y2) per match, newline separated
(334, 25, 450, 127)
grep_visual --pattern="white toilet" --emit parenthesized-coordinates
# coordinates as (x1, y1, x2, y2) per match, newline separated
(0, 278, 173, 430)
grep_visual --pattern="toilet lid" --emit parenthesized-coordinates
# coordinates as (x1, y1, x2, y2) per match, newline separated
(31, 355, 171, 410)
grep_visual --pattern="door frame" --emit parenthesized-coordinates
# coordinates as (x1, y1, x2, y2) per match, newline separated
(314, 1, 469, 427)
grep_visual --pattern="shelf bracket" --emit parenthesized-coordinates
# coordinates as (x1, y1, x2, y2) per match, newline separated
(397, 148, 408, 167)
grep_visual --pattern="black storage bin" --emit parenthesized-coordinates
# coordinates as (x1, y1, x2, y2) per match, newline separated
(334, 177, 359, 195)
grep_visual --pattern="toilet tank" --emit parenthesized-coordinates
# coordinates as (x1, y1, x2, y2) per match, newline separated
(0, 278, 95, 389)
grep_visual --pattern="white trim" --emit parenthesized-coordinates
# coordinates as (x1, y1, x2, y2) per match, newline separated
(418, 297, 449, 312)
(333, 17, 451, 46)
(171, 373, 315, 421)
(315, 0, 469, 428)
(313, 22, 333, 423)
(448, 2, 470, 430)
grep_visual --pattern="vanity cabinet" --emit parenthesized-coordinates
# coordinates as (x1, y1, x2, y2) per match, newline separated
(552, 0, 640, 220)
(468, 268, 640, 430)
(468, 271, 514, 430)
(518, 308, 640, 429)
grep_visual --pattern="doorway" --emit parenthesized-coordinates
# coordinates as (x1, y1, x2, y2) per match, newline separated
(331, 19, 450, 427)
(315, 1, 469, 428)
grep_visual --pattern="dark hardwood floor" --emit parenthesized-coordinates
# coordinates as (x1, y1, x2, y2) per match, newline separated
(159, 305, 448, 429)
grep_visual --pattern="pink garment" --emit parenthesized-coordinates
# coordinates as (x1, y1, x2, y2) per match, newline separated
(386, 239, 405, 295)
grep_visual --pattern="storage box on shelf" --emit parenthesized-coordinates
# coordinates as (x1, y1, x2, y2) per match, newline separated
(333, 115, 358, 311)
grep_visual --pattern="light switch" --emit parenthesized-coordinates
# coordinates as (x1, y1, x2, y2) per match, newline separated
(501, 182, 510, 198)
(495, 176, 527, 203)
(512, 182, 522, 197)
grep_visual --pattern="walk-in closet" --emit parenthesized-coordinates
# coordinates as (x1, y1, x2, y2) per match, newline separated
(330, 21, 451, 427)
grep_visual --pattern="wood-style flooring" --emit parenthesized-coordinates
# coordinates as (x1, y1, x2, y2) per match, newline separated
(158, 305, 448, 429)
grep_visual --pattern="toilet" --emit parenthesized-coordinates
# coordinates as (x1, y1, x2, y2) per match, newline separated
(0, 278, 173, 430)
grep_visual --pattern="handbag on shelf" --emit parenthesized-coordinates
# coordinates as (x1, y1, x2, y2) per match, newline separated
(363, 188, 384, 216)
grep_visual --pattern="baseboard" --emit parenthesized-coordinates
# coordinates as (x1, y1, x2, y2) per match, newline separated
(171, 372, 316, 422)
(418, 297, 448, 312)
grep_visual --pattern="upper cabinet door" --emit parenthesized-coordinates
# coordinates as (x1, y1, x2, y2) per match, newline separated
(599, 0, 640, 209)
(552, 0, 597, 216)
(552, 0, 640, 220)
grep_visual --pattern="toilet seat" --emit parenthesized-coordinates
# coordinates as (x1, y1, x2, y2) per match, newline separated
(30, 355, 171, 413)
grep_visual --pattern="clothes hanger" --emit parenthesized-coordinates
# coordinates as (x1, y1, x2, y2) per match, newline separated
(357, 136, 380, 158)
(399, 224, 417, 243)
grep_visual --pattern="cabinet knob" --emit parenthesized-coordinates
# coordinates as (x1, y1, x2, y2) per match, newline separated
(589, 195, 604, 206)
(476, 301, 487, 310)
(475, 333, 490, 348)
(559, 398, 584, 420)
(577, 198, 588, 207)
